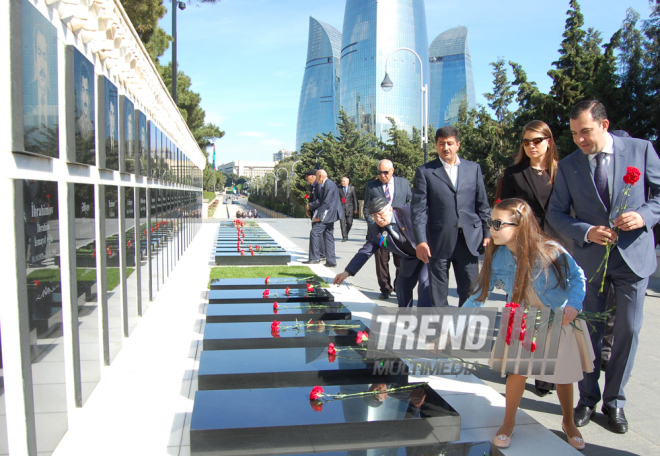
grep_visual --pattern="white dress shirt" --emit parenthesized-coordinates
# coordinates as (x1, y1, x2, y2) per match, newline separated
(585, 132, 614, 243)
(442, 156, 461, 188)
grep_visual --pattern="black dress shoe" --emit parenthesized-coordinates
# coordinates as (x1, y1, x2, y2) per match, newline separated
(324, 262, 337, 267)
(302, 259, 321, 264)
(574, 405, 596, 427)
(341, 239, 347, 242)
(602, 405, 628, 433)
(378, 292, 391, 300)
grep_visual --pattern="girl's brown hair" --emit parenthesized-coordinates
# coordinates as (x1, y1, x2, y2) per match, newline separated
(471, 198, 568, 305)
(514, 120, 559, 183)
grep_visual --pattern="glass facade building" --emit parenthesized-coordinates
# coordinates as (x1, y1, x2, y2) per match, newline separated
(295, 17, 342, 152)
(429, 26, 477, 129)
(1, 1, 205, 454)
(340, 0, 429, 141)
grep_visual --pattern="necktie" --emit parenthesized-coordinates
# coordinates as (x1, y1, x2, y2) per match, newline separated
(594, 153, 610, 211)
(344, 187, 347, 195)
(385, 184, 391, 202)
(385, 224, 400, 241)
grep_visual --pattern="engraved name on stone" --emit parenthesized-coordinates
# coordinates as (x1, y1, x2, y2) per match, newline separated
(31, 204, 54, 217)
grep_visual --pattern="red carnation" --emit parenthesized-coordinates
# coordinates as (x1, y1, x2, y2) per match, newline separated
(328, 343, 337, 355)
(273, 302, 279, 310)
(285, 286, 290, 295)
(265, 276, 270, 285)
(623, 166, 641, 185)
(328, 353, 336, 363)
(306, 283, 314, 293)
(304, 194, 309, 199)
(309, 386, 324, 400)
(356, 330, 369, 344)
(341, 197, 346, 203)
(263, 289, 270, 298)
(34, 280, 40, 287)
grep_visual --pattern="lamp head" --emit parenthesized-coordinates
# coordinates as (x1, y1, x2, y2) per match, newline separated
(178, 2, 186, 10)
(381, 72, 393, 92)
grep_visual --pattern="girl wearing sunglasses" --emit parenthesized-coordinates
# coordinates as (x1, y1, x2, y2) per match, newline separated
(464, 198, 594, 451)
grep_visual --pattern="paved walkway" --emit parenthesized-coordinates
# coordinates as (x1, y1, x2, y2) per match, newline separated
(51, 200, 660, 456)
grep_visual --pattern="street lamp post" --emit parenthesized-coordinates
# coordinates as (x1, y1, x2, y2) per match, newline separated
(264, 171, 277, 197)
(171, 1, 186, 104)
(277, 168, 289, 198)
(381, 47, 429, 163)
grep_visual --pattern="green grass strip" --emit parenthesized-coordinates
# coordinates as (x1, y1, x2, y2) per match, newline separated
(208, 266, 327, 289)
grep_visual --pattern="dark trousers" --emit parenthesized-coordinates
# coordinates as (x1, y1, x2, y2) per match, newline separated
(395, 260, 430, 307)
(428, 230, 478, 307)
(340, 209, 354, 240)
(578, 248, 645, 409)
(308, 218, 325, 259)
(309, 221, 336, 263)
(375, 246, 400, 294)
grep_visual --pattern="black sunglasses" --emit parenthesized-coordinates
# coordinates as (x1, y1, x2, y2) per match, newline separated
(487, 219, 518, 231)
(522, 137, 550, 147)
(377, 170, 392, 175)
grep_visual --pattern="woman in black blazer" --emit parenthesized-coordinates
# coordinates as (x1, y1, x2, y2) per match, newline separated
(500, 120, 560, 235)
(500, 120, 562, 398)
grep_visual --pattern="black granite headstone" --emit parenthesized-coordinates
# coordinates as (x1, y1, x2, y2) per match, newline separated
(275, 441, 501, 456)
(202, 320, 367, 350)
(197, 346, 408, 390)
(190, 383, 460, 455)
(210, 278, 320, 290)
(214, 252, 291, 265)
(206, 301, 350, 323)
(208, 287, 333, 304)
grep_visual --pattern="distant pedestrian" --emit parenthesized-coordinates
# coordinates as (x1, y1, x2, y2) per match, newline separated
(338, 177, 358, 241)
(304, 169, 343, 267)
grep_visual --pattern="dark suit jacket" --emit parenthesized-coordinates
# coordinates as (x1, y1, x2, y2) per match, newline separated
(547, 134, 660, 278)
(308, 178, 344, 224)
(363, 176, 412, 223)
(346, 206, 421, 278)
(339, 185, 358, 213)
(500, 162, 548, 227)
(411, 157, 491, 258)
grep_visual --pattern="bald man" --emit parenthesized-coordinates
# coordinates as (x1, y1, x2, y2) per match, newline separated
(363, 159, 412, 300)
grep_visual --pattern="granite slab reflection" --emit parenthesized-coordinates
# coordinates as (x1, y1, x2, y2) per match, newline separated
(276, 441, 501, 456)
(205, 302, 350, 323)
(190, 383, 460, 456)
(208, 288, 333, 304)
(210, 278, 320, 290)
(202, 320, 367, 350)
(197, 346, 408, 390)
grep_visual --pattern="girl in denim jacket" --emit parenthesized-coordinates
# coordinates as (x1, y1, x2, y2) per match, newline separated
(464, 198, 593, 450)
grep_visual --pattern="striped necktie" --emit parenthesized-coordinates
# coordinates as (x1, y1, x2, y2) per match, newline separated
(385, 184, 391, 202)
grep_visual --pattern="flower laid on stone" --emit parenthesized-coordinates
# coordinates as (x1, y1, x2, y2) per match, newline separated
(591, 166, 641, 293)
(240, 250, 245, 256)
(263, 289, 270, 298)
(328, 343, 337, 355)
(34, 280, 39, 287)
(270, 319, 360, 335)
(285, 286, 290, 295)
(309, 386, 324, 400)
(265, 276, 270, 285)
(308, 383, 428, 409)
(356, 330, 369, 344)
(270, 320, 281, 337)
(306, 283, 314, 293)
(273, 302, 279, 310)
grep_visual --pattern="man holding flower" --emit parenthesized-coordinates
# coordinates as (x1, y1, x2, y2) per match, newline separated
(548, 100, 660, 434)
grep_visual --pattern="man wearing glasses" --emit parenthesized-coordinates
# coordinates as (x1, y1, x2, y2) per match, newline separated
(334, 197, 429, 307)
(411, 126, 491, 307)
(363, 159, 412, 300)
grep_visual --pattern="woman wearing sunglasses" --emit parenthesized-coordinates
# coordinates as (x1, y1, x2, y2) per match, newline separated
(464, 199, 593, 451)
(500, 120, 563, 239)
(500, 120, 568, 398)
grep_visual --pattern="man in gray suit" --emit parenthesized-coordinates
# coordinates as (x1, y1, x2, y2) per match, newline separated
(548, 100, 660, 434)
(339, 176, 359, 241)
(411, 126, 491, 307)
(363, 160, 412, 299)
(305, 169, 343, 267)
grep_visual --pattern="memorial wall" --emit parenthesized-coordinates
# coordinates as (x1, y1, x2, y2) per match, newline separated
(0, 0, 206, 454)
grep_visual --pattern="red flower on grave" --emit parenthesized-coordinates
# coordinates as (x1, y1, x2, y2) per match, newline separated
(271, 320, 281, 337)
(623, 166, 641, 185)
(309, 386, 324, 400)
(328, 353, 336, 363)
(273, 302, 279, 310)
(107, 247, 113, 256)
(240, 249, 245, 256)
(46, 194, 51, 199)
(144, 229, 147, 236)
(263, 289, 270, 298)
(310, 401, 323, 412)
(356, 331, 369, 344)
(251, 250, 255, 256)
(531, 341, 537, 353)
(265, 277, 271, 285)
(306, 283, 314, 293)
(34, 280, 40, 287)
(328, 343, 337, 355)
(151, 227, 154, 232)
(285, 286, 290, 295)
(127, 240, 132, 247)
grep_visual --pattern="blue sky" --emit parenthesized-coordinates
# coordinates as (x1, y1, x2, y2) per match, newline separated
(158, 0, 654, 164)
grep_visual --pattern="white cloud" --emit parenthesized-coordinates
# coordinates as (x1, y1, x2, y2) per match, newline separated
(238, 131, 267, 138)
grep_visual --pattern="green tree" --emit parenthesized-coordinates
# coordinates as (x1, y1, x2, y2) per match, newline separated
(643, 1, 660, 146)
(484, 59, 515, 127)
(379, 118, 423, 183)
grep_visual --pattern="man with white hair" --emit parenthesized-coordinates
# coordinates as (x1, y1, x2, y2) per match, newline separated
(304, 169, 343, 267)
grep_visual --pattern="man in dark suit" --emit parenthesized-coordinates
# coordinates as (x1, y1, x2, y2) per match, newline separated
(363, 159, 412, 299)
(339, 177, 359, 241)
(548, 100, 660, 434)
(334, 197, 429, 307)
(304, 168, 325, 260)
(411, 126, 491, 307)
(305, 169, 343, 267)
